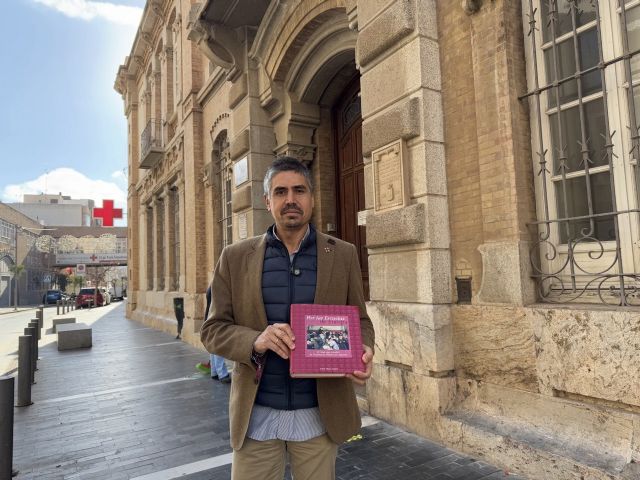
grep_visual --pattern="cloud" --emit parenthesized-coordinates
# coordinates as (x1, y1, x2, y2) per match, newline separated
(2, 168, 127, 216)
(33, 0, 143, 27)
(111, 169, 127, 181)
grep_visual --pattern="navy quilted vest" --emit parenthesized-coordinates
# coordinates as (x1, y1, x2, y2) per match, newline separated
(255, 224, 318, 410)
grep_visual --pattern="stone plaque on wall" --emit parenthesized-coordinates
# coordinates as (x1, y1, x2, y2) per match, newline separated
(234, 156, 248, 187)
(372, 140, 409, 212)
(238, 212, 248, 240)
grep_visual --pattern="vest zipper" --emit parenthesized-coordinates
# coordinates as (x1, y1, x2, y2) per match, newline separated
(288, 249, 297, 410)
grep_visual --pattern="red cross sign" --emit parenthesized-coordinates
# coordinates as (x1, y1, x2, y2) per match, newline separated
(94, 200, 123, 227)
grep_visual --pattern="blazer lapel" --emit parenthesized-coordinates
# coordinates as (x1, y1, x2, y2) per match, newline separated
(314, 233, 336, 304)
(246, 234, 268, 329)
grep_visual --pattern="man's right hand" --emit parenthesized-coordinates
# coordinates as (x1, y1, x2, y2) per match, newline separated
(253, 323, 296, 359)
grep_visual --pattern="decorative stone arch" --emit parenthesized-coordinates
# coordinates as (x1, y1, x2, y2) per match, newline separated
(265, 4, 357, 163)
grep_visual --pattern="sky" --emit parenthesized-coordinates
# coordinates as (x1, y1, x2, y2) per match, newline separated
(0, 0, 147, 226)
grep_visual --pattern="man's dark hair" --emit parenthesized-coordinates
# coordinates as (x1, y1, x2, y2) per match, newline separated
(263, 156, 313, 196)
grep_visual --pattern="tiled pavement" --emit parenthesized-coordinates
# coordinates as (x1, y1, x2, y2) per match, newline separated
(10, 303, 524, 479)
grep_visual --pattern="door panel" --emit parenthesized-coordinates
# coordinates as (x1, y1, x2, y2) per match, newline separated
(334, 76, 368, 299)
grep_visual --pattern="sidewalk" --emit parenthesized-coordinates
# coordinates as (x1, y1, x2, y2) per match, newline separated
(0, 305, 39, 316)
(11, 303, 524, 479)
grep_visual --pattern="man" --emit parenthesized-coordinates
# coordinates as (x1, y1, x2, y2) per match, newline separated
(201, 157, 374, 480)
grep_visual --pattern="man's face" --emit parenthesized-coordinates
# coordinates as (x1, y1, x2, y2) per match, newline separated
(265, 171, 314, 231)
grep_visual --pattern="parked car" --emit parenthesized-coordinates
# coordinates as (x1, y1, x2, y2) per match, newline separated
(75, 288, 104, 308)
(43, 289, 63, 305)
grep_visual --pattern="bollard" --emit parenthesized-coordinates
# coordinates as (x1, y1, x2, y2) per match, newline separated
(56, 300, 60, 315)
(28, 322, 39, 372)
(0, 376, 16, 479)
(35, 310, 43, 331)
(16, 336, 32, 407)
(31, 319, 41, 341)
(24, 327, 36, 382)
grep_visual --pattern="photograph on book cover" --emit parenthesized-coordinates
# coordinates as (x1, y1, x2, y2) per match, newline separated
(304, 314, 352, 358)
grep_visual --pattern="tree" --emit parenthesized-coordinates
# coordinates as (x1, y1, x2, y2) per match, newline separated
(9, 263, 25, 310)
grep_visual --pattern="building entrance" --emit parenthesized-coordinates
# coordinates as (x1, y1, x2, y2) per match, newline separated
(334, 76, 368, 299)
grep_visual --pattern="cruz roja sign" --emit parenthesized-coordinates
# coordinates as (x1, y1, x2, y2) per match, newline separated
(55, 253, 127, 266)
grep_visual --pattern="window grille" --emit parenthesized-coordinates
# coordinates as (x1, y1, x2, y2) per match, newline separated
(172, 188, 180, 291)
(157, 199, 165, 291)
(146, 206, 154, 290)
(522, 0, 640, 305)
(214, 132, 233, 248)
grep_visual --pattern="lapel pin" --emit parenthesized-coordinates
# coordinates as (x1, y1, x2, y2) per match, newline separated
(324, 247, 332, 253)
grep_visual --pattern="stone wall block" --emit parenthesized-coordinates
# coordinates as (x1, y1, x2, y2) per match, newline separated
(361, 37, 440, 116)
(368, 249, 451, 303)
(367, 364, 408, 426)
(232, 184, 252, 212)
(357, 0, 415, 68)
(362, 97, 420, 156)
(408, 140, 447, 197)
(405, 373, 456, 436)
(357, 0, 395, 28)
(452, 305, 538, 391)
(368, 302, 453, 372)
(229, 73, 248, 110)
(366, 203, 425, 248)
(230, 129, 250, 160)
(476, 241, 535, 306)
(530, 307, 640, 407)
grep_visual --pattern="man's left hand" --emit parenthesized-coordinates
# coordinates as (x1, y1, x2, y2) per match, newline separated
(347, 345, 374, 386)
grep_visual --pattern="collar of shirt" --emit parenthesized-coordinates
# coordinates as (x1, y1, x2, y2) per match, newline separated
(273, 224, 310, 255)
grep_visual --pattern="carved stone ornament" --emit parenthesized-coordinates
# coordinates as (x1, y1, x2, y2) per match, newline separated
(462, 0, 482, 15)
(140, 32, 153, 46)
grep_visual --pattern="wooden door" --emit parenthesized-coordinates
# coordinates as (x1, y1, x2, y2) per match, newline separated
(334, 77, 368, 299)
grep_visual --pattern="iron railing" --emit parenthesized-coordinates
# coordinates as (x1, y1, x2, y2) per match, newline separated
(521, 0, 640, 306)
(140, 120, 163, 167)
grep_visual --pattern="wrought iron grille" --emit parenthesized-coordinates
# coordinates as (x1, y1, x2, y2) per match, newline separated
(141, 119, 163, 159)
(214, 133, 233, 248)
(522, 0, 640, 305)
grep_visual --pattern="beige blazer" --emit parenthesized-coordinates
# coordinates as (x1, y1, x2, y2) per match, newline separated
(201, 230, 375, 450)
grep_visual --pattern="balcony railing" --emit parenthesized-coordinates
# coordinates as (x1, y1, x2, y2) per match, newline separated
(140, 120, 163, 169)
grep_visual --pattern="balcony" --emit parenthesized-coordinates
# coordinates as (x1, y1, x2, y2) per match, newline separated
(140, 120, 163, 169)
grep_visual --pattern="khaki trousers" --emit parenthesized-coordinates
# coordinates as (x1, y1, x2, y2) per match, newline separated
(232, 434, 338, 480)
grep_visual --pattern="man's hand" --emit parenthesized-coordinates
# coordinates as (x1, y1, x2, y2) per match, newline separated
(253, 323, 296, 359)
(347, 345, 374, 386)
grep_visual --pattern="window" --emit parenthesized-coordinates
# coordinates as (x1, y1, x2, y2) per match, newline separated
(171, 187, 180, 290)
(214, 132, 233, 248)
(523, 0, 640, 305)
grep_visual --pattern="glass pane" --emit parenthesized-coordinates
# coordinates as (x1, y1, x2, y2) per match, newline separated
(555, 172, 615, 243)
(541, 0, 597, 43)
(544, 28, 600, 108)
(625, 5, 640, 82)
(549, 98, 607, 173)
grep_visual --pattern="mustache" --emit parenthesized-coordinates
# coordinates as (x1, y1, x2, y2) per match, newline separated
(281, 205, 303, 214)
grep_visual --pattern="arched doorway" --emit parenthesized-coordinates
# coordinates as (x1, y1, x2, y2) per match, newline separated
(333, 75, 368, 299)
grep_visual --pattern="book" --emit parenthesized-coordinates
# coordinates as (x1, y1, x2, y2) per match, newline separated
(289, 304, 365, 378)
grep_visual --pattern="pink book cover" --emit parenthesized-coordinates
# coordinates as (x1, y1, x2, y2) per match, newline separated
(290, 304, 364, 378)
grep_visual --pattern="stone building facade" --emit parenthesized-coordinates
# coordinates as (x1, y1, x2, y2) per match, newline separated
(0, 203, 50, 306)
(115, 1, 640, 478)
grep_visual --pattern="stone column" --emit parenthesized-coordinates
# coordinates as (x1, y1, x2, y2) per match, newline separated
(125, 84, 139, 316)
(468, 1, 536, 306)
(227, 58, 276, 239)
(356, 0, 454, 441)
